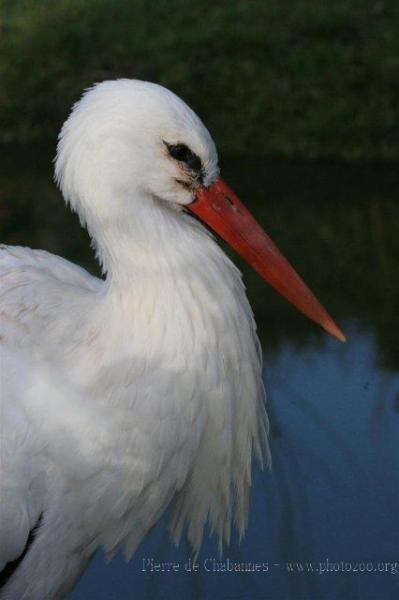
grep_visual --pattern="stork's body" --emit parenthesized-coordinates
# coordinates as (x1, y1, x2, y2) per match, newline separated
(1, 223, 265, 598)
(0, 80, 342, 599)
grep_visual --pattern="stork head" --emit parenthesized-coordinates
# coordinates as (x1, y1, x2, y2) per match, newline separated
(55, 79, 219, 218)
(55, 78, 345, 342)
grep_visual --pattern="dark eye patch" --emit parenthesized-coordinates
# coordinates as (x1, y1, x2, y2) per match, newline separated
(164, 142, 202, 173)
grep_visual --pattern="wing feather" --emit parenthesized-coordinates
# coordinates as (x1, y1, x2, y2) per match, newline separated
(0, 245, 101, 570)
(0, 245, 101, 347)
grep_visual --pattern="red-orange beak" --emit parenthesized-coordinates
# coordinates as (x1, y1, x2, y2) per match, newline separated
(188, 177, 346, 342)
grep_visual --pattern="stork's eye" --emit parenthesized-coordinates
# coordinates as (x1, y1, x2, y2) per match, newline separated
(168, 143, 192, 162)
(164, 142, 202, 172)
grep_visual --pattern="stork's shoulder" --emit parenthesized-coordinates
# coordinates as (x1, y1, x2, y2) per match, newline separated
(0, 245, 102, 347)
(0, 244, 100, 291)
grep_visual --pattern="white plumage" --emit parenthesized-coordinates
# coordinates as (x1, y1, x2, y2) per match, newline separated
(0, 80, 269, 599)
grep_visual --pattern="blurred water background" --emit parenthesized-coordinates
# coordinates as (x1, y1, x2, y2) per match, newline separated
(1, 1, 398, 598)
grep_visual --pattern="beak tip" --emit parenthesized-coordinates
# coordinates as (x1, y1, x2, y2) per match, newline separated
(323, 319, 347, 343)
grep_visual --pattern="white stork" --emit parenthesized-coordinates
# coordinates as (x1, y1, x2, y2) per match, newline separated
(0, 79, 345, 599)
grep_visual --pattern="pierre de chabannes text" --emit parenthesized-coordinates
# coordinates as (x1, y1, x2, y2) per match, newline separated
(141, 558, 398, 575)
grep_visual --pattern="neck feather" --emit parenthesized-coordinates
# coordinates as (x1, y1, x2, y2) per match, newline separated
(84, 193, 209, 288)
